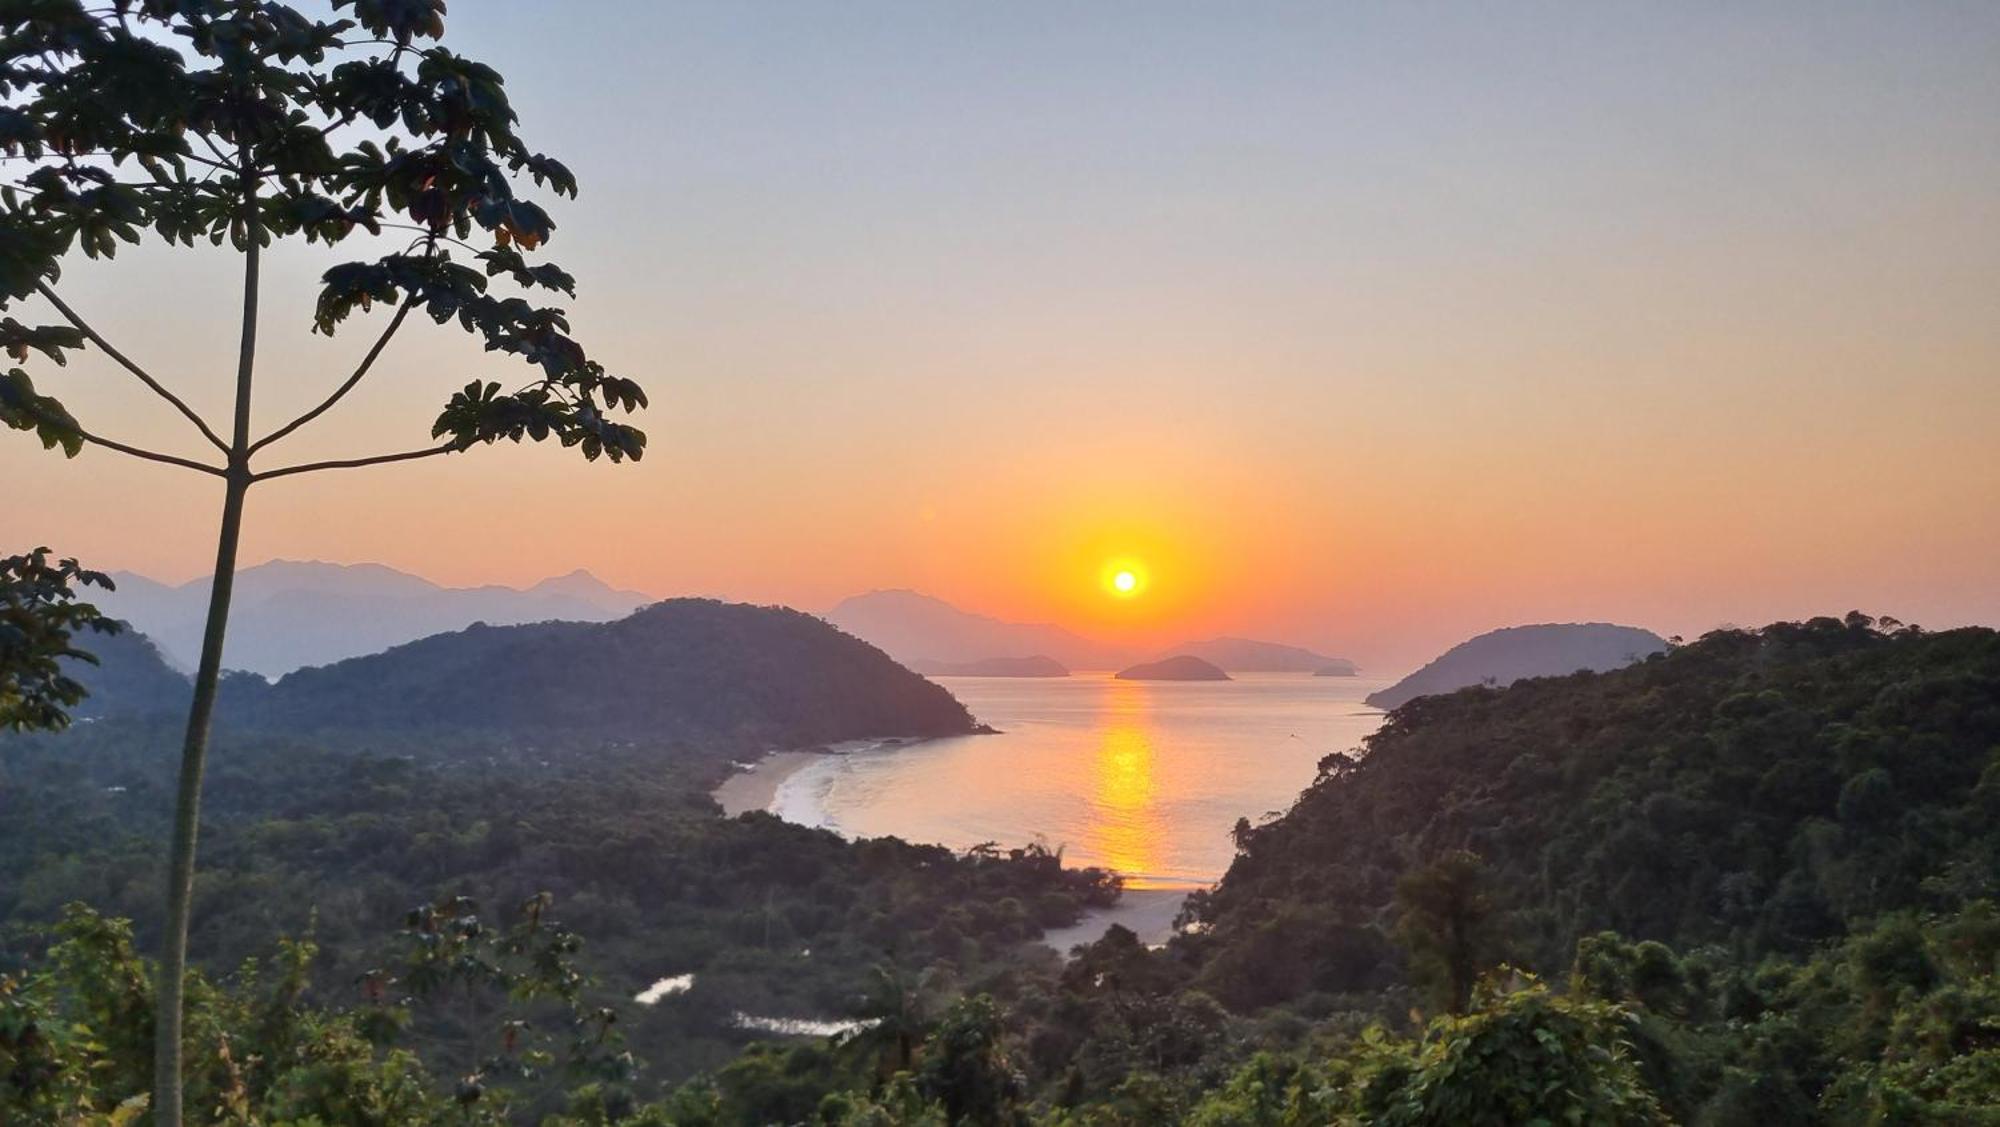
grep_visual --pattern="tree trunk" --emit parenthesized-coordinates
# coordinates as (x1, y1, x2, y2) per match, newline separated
(153, 185, 260, 1127)
(150, 471, 249, 1125)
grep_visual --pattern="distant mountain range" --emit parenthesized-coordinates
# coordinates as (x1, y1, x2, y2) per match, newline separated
(1163, 637, 1357, 676)
(96, 560, 653, 677)
(1364, 623, 1668, 711)
(825, 590, 1356, 675)
(824, 590, 1138, 671)
(66, 599, 980, 751)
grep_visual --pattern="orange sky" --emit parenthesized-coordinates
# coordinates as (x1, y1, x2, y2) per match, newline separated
(6, 4, 1999, 671)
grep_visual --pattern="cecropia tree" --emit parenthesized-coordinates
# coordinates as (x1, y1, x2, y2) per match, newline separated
(0, 2, 649, 1121)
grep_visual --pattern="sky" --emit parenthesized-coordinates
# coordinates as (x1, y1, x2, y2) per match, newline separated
(6, 1, 1999, 671)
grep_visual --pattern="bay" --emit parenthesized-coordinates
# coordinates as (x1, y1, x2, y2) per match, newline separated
(770, 672, 1391, 889)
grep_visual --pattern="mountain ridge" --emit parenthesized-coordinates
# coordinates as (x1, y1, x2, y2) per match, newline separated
(97, 559, 653, 677)
(825, 589, 1358, 675)
(824, 589, 1140, 671)
(1363, 621, 1668, 710)
(204, 598, 980, 750)
(1160, 635, 1358, 675)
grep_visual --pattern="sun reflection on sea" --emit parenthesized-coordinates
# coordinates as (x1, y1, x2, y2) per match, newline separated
(1089, 679, 1170, 887)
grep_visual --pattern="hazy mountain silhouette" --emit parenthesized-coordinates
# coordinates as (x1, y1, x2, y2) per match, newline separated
(60, 627, 192, 720)
(1117, 654, 1232, 681)
(825, 590, 1139, 671)
(1161, 636, 1357, 675)
(909, 655, 1070, 678)
(209, 599, 979, 748)
(1364, 623, 1668, 710)
(97, 560, 652, 677)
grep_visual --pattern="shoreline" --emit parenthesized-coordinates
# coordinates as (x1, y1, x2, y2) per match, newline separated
(712, 749, 830, 817)
(712, 745, 1204, 953)
(1039, 886, 1194, 951)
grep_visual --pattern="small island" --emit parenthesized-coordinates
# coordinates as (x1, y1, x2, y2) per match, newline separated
(1115, 654, 1232, 681)
(911, 655, 1070, 678)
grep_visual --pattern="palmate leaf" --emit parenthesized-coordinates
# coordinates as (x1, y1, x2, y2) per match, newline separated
(0, 318, 84, 365)
(0, 367, 82, 456)
(0, 0, 649, 474)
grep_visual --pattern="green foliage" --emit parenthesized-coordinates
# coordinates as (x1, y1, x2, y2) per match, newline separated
(1352, 975, 1668, 1126)
(1393, 849, 1504, 1015)
(1191, 617, 2000, 1011)
(11, 613, 2000, 1122)
(0, 0, 646, 467)
(0, 547, 118, 731)
(1179, 977, 1664, 1127)
(0, 904, 451, 1125)
(916, 995, 1028, 1125)
(0, 726, 1120, 1098)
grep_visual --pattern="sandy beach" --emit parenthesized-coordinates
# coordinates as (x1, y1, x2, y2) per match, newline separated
(712, 750, 827, 817)
(714, 743, 1198, 953)
(1038, 886, 1194, 952)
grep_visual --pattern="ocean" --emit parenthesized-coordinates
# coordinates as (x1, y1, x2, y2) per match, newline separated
(770, 672, 1392, 889)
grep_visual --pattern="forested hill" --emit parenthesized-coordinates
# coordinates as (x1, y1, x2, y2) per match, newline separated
(1184, 614, 2000, 1009)
(60, 628, 190, 720)
(218, 598, 981, 749)
(1365, 621, 1666, 710)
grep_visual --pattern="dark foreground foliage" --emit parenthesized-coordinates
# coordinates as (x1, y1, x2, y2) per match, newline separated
(5, 614, 1999, 1123)
(1186, 613, 2000, 1010)
(0, 727, 1117, 1102)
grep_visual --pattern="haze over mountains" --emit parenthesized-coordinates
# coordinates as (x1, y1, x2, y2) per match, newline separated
(825, 589, 1356, 675)
(97, 565, 1362, 683)
(98, 560, 653, 677)
(1164, 637, 1357, 676)
(824, 589, 1140, 671)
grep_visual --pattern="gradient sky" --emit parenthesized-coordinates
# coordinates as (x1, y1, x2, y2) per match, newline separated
(7, 2, 1998, 670)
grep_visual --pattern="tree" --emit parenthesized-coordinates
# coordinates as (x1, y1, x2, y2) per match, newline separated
(0, 547, 119, 732)
(1393, 850, 1501, 1016)
(1357, 976, 1667, 1127)
(0, 4, 649, 1122)
(847, 962, 945, 1082)
(916, 995, 1027, 1126)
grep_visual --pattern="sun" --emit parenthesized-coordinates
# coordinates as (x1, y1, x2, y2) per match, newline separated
(1101, 559, 1149, 599)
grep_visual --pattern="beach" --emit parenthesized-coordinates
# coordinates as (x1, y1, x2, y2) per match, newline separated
(712, 739, 1202, 952)
(712, 749, 827, 817)
(1038, 886, 1192, 951)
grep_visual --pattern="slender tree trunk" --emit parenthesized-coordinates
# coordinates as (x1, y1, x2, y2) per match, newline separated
(153, 190, 260, 1127)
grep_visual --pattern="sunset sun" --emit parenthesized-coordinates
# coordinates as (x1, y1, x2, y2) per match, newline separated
(1102, 560, 1149, 599)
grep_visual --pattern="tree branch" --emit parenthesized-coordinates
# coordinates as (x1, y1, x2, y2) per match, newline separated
(78, 429, 227, 477)
(35, 283, 230, 453)
(249, 297, 416, 454)
(252, 442, 460, 482)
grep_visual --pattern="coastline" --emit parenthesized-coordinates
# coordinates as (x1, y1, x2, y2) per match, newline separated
(713, 749, 828, 817)
(712, 737, 1202, 953)
(1039, 886, 1193, 951)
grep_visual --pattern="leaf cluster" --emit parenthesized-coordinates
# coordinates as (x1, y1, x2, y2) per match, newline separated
(0, 547, 118, 731)
(0, 0, 645, 470)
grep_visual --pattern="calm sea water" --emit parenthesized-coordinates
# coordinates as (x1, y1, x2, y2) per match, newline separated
(772, 673, 1392, 889)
